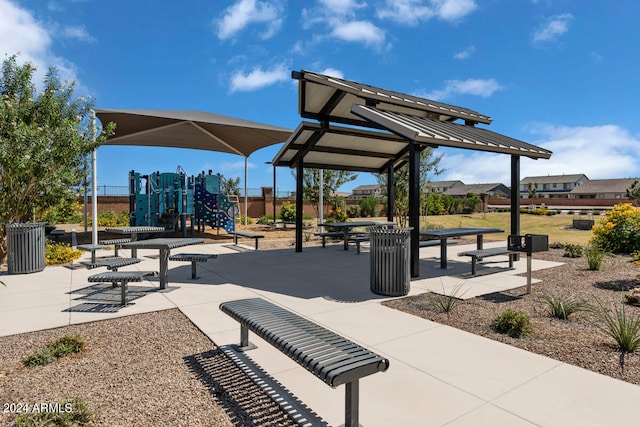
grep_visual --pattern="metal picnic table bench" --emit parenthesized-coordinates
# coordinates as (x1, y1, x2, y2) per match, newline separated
(220, 297, 389, 427)
(420, 227, 504, 269)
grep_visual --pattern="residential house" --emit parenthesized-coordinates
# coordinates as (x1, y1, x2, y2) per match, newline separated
(520, 174, 588, 198)
(424, 180, 464, 193)
(444, 183, 511, 198)
(350, 184, 382, 199)
(568, 178, 638, 200)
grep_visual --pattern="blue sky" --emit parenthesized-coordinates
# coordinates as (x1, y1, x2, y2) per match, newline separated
(3, 0, 640, 193)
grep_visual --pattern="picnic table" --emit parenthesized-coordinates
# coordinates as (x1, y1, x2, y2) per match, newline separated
(420, 227, 504, 269)
(318, 221, 396, 250)
(118, 238, 204, 289)
(104, 226, 167, 257)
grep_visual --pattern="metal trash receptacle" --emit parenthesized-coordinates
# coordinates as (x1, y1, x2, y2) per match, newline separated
(6, 222, 46, 274)
(369, 226, 413, 296)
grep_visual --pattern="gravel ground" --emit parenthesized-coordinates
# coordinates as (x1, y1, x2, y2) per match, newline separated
(0, 309, 298, 427)
(384, 247, 640, 384)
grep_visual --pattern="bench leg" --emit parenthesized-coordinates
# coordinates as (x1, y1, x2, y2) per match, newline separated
(356, 241, 361, 255)
(322, 236, 326, 248)
(471, 256, 477, 275)
(191, 260, 197, 279)
(114, 245, 119, 257)
(90, 250, 97, 264)
(120, 281, 128, 305)
(234, 324, 257, 352)
(508, 254, 514, 269)
(234, 234, 238, 245)
(345, 379, 359, 427)
(254, 238, 259, 250)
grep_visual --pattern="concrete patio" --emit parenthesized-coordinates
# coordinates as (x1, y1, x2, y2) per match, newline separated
(2, 241, 639, 426)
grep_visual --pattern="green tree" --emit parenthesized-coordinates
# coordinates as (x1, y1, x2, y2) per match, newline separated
(296, 169, 358, 216)
(219, 174, 241, 196)
(625, 180, 640, 205)
(376, 146, 444, 226)
(0, 54, 115, 258)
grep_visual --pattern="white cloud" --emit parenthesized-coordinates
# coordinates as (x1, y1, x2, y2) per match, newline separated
(439, 124, 640, 184)
(453, 45, 475, 59)
(376, 0, 477, 25)
(317, 0, 365, 17)
(216, 0, 283, 40)
(229, 63, 289, 92)
(319, 67, 344, 79)
(61, 25, 95, 43)
(0, 0, 86, 92)
(422, 78, 502, 100)
(533, 13, 573, 43)
(330, 20, 385, 46)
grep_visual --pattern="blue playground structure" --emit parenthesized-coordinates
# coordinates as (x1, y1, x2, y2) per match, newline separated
(128, 168, 239, 235)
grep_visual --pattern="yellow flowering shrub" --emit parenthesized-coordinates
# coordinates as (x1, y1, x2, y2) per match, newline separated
(591, 203, 640, 254)
(45, 240, 82, 265)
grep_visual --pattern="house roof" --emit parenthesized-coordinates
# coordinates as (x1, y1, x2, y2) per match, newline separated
(352, 184, 381, 191)
(569, 178, 638, 194)
(425, 180, 464, 188)
(444, 183, 510, 196)
(520, 174, 587, 185)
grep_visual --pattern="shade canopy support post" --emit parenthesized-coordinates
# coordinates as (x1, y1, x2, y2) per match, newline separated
(387, 164, 394, 223)
(91, 110, 98, 246)
(244, 156, 248, 225)
(295, 159, 304, 252)
(409, 141, 420, 278)
(511, 155, 521, 261)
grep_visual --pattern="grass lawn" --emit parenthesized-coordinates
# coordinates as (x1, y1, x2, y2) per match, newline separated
(416, 212, 596, 245)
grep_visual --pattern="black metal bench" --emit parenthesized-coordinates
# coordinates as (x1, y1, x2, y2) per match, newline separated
(77, 243, 111, 263)
(83, 257, 141, 271)
(314, 231, 343, 247)
(348, 235, 370, 254)
(87, 271, 157, 305)
(220, 297, 389, 427)
(458, 247, 517, 275)
(229, 231, 264, 250)
(168, 253, 217, 279)
(99, 238, 132, 257)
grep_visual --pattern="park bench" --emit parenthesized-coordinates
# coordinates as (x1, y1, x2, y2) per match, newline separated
(99, 238, 132, 257)
(458, 247, 516, 275)
(168, 253, 217, 279)
(348, 235, 370, 254)
(220, 297, 390, 427)
(77, 244, 110, 263)
(314, 231, 343, 247)
(83, 257, 141, 271)
(87, 270, 157, 305)
(229, 231, 264, 250)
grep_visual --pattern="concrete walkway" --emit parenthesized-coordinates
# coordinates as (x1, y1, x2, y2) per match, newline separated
(1, 241, 639, 426)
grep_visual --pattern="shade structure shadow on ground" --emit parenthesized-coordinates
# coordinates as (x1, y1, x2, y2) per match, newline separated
(184, 346, 327, 427)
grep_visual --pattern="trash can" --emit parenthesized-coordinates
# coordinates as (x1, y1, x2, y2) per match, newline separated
(5, 222, 46, 274)
(369, 226, 413, 296)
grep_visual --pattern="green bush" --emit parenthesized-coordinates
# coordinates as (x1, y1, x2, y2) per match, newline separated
(92, 210, 129, 227)
(347, 204, 361, 218)
(23, 334, 85, 367)
(237, 215, 254, 224)
(358, 196, 380, 217)
(591, 204, 640, 254)
(490, 309, 532, 338)
(280, 202, 296, 222)
(563, 244, 583, 258)
(256, 215, 274, 225)
(585, 244, 604, 270)
(45, 240, 82, 265)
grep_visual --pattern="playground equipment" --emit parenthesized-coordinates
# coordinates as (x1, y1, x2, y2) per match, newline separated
(129, 168, 239, 235)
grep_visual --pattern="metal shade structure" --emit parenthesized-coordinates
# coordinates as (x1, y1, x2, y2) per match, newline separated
(95, 109, 291, 157)
(93, 108, 291, 234)
(275, 70, 552, 278)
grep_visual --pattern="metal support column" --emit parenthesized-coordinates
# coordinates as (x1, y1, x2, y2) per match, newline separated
(387, 164, 394, 223)
(511, 155, 521, 261)
(408, 142, 420, 278)
(295, 160, 304, 252)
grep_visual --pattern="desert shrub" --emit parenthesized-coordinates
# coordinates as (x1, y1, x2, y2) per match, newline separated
(23, 334, 85, 367)
(237, 215, 254, 224)
(431, 283, 466, 317)
(563, 244, 583, 258)
(358, 196, 380, 217)
(591, 203, 640, 254)
(549, 241, 564, 249)
(40, 200, 84, 226)
(326, 206, 348, 223)
(592, 301, 640, 371)
(93, 210, 129, 227)
(45, 240, 82, 265)
(256, 215, 274, 225)
(280, 202, 296, 222)
(585, 244, 605, 270)
(539, 293, 588, 320)
(490, 309, 532, 338)
(347, 204, 361, 218)
(15, 397, 93, 426)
